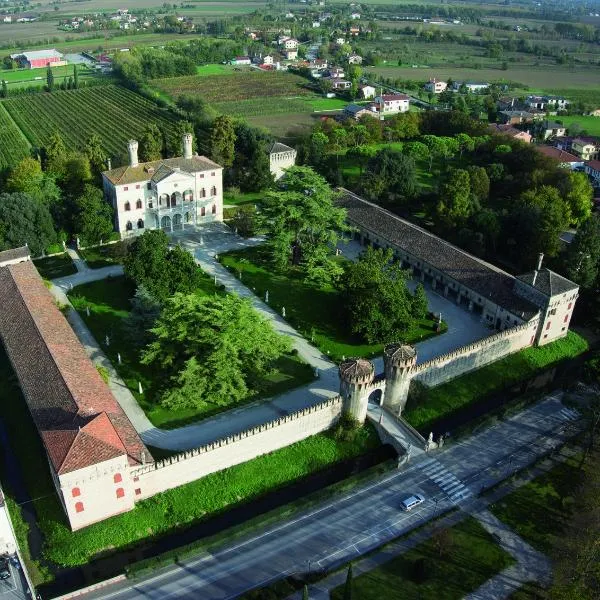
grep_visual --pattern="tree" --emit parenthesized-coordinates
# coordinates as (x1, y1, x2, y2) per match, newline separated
(1, 80, 7, 99)
(73, 64, 79, 89)
(362, 148, 417, 203)
(72, 185, 114, 246)
(232, 124, 274, 192)
(231, 205, 256, 238)
(341, 246, 414, 344)
(404, 141, 429, 163)
(44, 131, 67, 175)
(343, 564, 353, 600)
(421, 135, 447, 171)
(0, 192, 56, 256)
(84, 134, 107, 179)
(123, 285, 162, 349)
(257, 167, 349, 285)
(456, 133, 475, 157)
(124, 230, 204, 301)
(46, 65, 54, 92)
(306, 131, 329, 168)
(411, 283, 429, 319)
(6, 157, 43, 195)
(302, 584, 309, 600)
(346, 145, 376, 175)
(139, 124, 163, 163)
(60, 153, 92, 197)
(467, 166, 490, 202)
(141, 293, 291, 409)
(209, 115, 236, 167)
(561, 171, 593, 226)
(561, 214, 600, 289)
(437, 169, 474, 228)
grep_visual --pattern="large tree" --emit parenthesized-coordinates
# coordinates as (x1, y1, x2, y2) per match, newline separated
(84, 134, 107, 180)
(141, 293, 291, 409)
(561, 214, 600, 289)
(72, 185, 114, 246)
(362, 148, 417, 203)
(340, 247, 415, 344)
(0, 192, 56, 256)
(437, 169, 474, 228)
(561, 171, 593, 226)
(123, 230, 204, 301)
(138, 124, 163, 163)
(123, 285, 162, 349)
(257, 166, 349, 284)
(209, 115, 236, 167)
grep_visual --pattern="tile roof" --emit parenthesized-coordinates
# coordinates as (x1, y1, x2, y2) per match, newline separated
(535, 146, 580, 163)
(269, 142, 295, 154)
(103, 155, 222, 186)
(0, 246, 30, 266)
(0, 261, 151, 475)
(339, 358, 374, 381)
(337, 189, 539, 319)
(586, 159, 600, 170)
(517, 269, 578, 296)
(378, 94, 410, 101)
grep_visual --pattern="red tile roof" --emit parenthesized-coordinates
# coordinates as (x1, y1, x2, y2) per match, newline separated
(586, 159, 600, 171)
(0, 261, 151, 475)
(536, 145, 580, 163)
(378, 94, 409, 101)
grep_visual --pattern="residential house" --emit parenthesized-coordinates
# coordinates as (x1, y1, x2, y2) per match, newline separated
(535, 146, 583, 169)
(424, 78, 447, 94)
(348, 53, 362, 65)
(349, 26, 360, 36)
(326, 66, 345, 78)
(374, 93, 410, 114)
(537, 120, 566, 140)
(231, 56, 251, 66)
(585, 160, 600, 185)
(278, 36, 299, 49)
(263, 55, 274, 65)
(335, 37, 346, 45)
(283, 49, 298, 60)
(1, 15, 12, 23)
(329, 79, 352, 90)
(344, 104, 377, 120)
(571, 137, 600, 161)
(498, 110, 537, 125)
(488, 123, 532, 143)
(525, 95, 569, 111)
(358, 84, 376, 99)
(451, 81, 489, 93)
(350, 12, 361, 19)
(312, 21, 320, 28)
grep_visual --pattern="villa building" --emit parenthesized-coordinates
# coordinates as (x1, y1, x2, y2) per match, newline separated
(102, 134, 223, 236)
(374, 94, 410, 114)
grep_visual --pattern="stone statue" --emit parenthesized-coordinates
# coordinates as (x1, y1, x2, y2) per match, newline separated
(117, 353, 122, 365)
(86, 306, 90, 317)
(438, 435, 444, 448)
(428, 431, 433, 444)
(282, 306, 286, 318)
(265, 290, 269, 303)
(314, 367, 319, 378)
(138, 381, 144, 394)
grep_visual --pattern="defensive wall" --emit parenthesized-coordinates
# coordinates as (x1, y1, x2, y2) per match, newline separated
(132, 397, 343, 499)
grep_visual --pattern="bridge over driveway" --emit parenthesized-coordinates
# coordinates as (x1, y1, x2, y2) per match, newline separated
(51, 227, 492, 451)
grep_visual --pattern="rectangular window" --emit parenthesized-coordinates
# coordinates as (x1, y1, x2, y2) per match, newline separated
(211, 172, 215, 176)
(568, 303, 572, 309)
(200, 174, 204, 179)
(563, 314, 569, 323)
(124, 186, 128, 191)
(546, 321, 551, 330)
(136, 184, 140, 189)
(135, 488, 141, 496)
(562, 327, 566, 332)
(147, 182, 152, 190)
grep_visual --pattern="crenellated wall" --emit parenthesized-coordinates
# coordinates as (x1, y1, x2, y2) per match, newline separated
(412, 319, 539, 388)
(133, 396, 343, 500)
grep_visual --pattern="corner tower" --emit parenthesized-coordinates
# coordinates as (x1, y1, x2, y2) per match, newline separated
(339, 358, 374, 423)
(382, 343, 417, 416)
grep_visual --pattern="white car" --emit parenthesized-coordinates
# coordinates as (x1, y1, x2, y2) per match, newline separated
(400, 493, 425, 511)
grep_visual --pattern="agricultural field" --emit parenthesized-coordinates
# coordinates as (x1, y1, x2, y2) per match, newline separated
(555, 115, 600, 136)
(0, 63, 105, 90)
(1, 84, 177, 156)
(151, 70, 315, 104)
(0, 102, 30, 169)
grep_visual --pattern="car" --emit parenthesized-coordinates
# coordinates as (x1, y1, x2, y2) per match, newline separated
(400, 493, 425, 511)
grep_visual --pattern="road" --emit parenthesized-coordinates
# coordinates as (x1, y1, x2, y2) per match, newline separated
(85, 395, 579, 600)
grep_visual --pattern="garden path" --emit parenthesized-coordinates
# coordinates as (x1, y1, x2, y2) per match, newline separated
(65, 247, 89, 274)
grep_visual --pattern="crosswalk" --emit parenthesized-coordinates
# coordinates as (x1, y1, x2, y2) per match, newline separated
(558, 406, 579, 421)
(420, 458, 473, 503)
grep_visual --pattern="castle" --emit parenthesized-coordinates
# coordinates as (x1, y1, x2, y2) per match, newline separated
(102, 133, 224, 236)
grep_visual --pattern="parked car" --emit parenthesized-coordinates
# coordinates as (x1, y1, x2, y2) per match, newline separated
(0, 557, 10, 580)
(400, 493, 425, 511)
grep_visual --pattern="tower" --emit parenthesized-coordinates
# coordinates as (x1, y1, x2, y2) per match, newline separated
(182, 133, 193, 160)
(339, 358, 374, 423)
(128, 140, 139, 167)
(382, 343, 417, 416)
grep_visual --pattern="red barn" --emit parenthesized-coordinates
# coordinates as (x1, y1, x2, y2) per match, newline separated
(10, 49, 64, 69)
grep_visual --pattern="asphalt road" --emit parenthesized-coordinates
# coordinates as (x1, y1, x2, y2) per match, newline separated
(86, 395, 579, 600)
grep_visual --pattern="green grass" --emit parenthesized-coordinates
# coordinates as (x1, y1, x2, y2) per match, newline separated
(555, 115, 600, 136)
(404, 331, 589, 431)
(223, 190, 264, 207)
(0, 64, 103, 89)
(219, 246, 445, 362)
(32, 253, 77, 279)
(330, 517, 515, 600)
(0, 102, 30, 169)
(0, 344, 380, 568)
(67, 274, 314, 428)
(490, 452, 584, 554)
(79, 240, 128, 269)
(195, 64, 231, 76)
(305, 97, 349, 111)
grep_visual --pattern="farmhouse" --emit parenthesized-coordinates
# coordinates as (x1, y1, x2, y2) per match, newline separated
(337, 189, 578, 344)
(0, 248, 152, 531)
(535, 146, 583, 169)
(374, 93, 410, 114)
(571, 137, 600, 161)
(268, 142, 297, 180)
(9, 49, 65, 69)
(488, 123, 532, 143)
(358, 84, 376, 99)
(537, 120, 567, 140)
(424, 78, 447, 94)
(278, 36, 298, 49)
(348, 53, 362, 65)
(102, 134, 223, 235)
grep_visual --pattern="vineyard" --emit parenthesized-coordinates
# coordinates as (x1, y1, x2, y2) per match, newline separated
(1, 85, 178, 157)
(0, 103, 30, 170)
(151, 71, 315, 104)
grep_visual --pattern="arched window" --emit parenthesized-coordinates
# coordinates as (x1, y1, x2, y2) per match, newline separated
(124, 201, 131, 212)
(137, 219, 144, 229)
(113, 473, 122, 484)
(126, 221, 133, 231)
(116, 488, 125, 499)
(212, 204, 216, 214)
(136, 199, 142, 209)
(200, 206, 206, 217)
(75, 502, 84, 513)
(211, 186, 217, 196)
(72, 487, 80, 498)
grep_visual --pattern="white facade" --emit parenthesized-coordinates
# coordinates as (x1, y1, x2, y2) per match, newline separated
(424, 79, 447, 94)
(359, 84, 376, 99)
(375, 94, 410, 114)
(102, 135, 223, 236)
(269, 142, 297, 180)
(284, 49, 298, 60)
(279, 37, 298, 49)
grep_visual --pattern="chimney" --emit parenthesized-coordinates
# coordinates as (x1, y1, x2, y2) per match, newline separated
(107, 157, 112, 171)
(128, 140, 139, 167)
(532, 253, 544, 287)
(182, 133, 193, 160)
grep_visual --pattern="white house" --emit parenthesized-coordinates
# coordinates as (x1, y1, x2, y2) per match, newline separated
(375, 93, 410, 114)
(424, 78, 447, 94)
(102, 134, 223, 236)
(585, 159, 600, 185)
(269, 142, 297, 180)
(348, 53, 362, 64)
(312, 21, 320, 28)
(359, 84, 376, 99)
(335, 37, 346, 45)
(284, 49, 298, 60)
(350, 12, 361, 19)
(263, 55, 274, 65)
(279, 36, 299, 49)
(452, 81, 489, 93)
(231, 56, 251, 65)
(1, 15, 12, 23)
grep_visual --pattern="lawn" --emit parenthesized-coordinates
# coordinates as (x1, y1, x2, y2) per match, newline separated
(223, 190, 264, 206)
(219, 246, 445, 362)
(32, 253, 77, 279)
(404, 331, 588, 432)
(555, 115, 600, 136)
(330, 517, 514, 600)
(195, 64, 231, 76)
(79, 239, 128, 269)
(67, 274, 315, 428)
(0, 345, 380, 570)
(0, 64, 104, 89)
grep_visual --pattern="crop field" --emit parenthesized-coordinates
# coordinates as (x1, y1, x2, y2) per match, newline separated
(151, 70, 314, 104)
(556, 115, 600, 136)
(1, 85, 177, 155)
(0, 103, 30, 169)
(0, 64, 104, 89)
